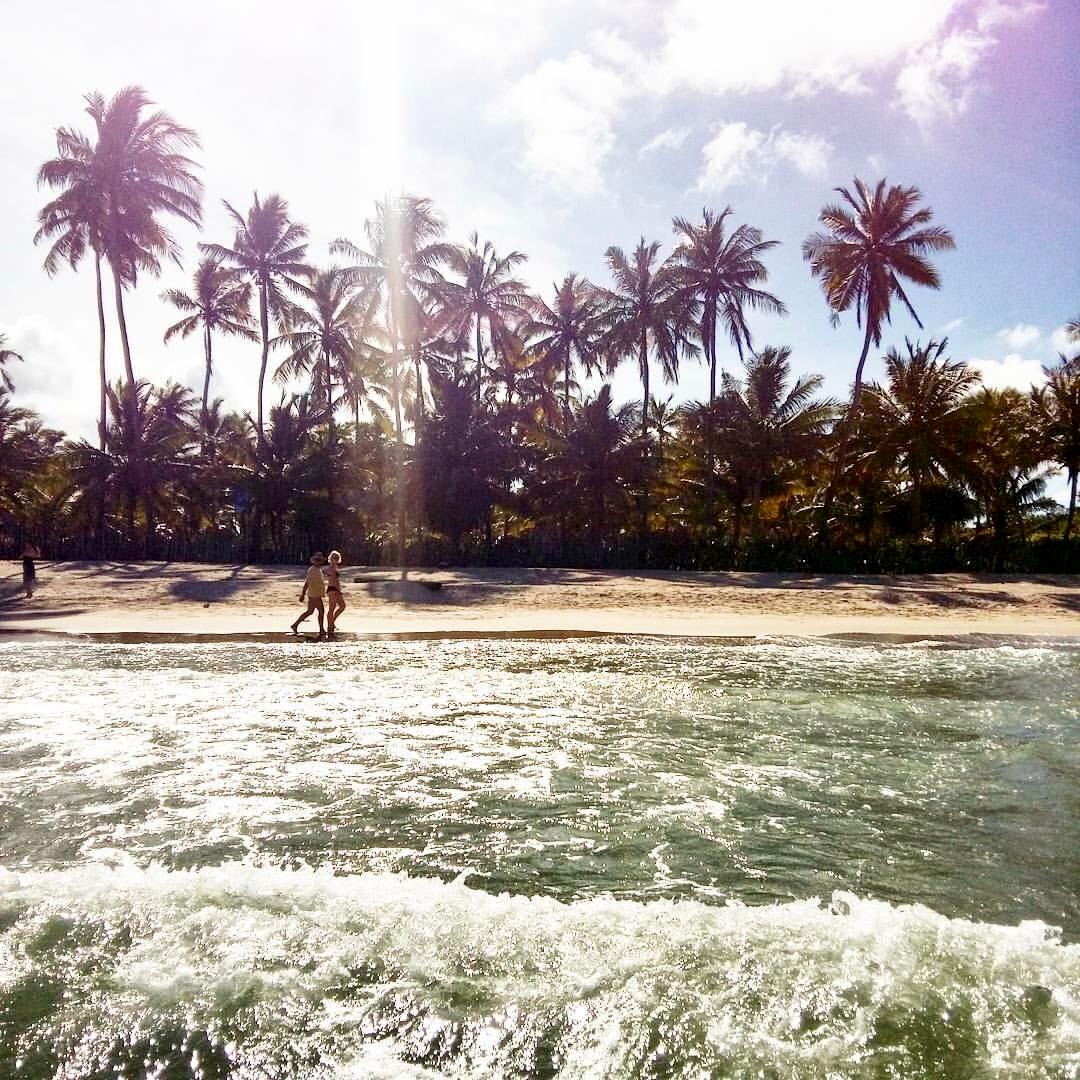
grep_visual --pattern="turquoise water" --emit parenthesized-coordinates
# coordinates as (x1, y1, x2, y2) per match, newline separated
(0, 636, 1077, 1077)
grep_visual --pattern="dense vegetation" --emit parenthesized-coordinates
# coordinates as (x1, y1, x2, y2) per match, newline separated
(3, 87, 1079, 572)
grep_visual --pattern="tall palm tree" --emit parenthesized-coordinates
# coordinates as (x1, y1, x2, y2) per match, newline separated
(201, 192, 310, 444)
(524, 273, 607, 430)
(36, 110, 114, 447)
(273, 267, 371, 442)
(0, 335, 22, 394)
(1031, 353, 1080, 540)
(602, 239, 693, 443)
(602, 239, 694, 556)
(331, 196, 454, 572)
(86, 88, 202, 393)
(332, 195, 455, 420)
(803, 178, 955, 415)
(671, 207, 786, 404)
(162, 256, 258, 427)
(436, 232, 531, 403)
(861, 338, 978, 535)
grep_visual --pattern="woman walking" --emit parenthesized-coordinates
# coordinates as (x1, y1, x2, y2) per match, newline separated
(325, 550, 346, 635)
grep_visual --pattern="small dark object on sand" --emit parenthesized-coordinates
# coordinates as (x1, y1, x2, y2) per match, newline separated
(422, 581, 443, 592)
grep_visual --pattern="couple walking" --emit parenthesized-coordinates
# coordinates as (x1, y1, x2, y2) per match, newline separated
(290, 550, 346, 638)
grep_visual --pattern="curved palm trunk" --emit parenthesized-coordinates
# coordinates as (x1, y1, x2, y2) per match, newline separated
(475, 317, 484, 404)
(109, 260, 136, 390)
(256, 277, 270, 446)
(704, 297, 718, 540)
(1065, 469, 1077, 543)
(93, 253, 109, 556)
(818, 320, 876, 537)
(849, 320, 875, 419)
(94, 253, 108, 451)
(201, 324, 213, 430)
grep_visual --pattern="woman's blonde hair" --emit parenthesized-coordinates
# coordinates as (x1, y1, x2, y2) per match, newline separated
(328, 550, 342, 564)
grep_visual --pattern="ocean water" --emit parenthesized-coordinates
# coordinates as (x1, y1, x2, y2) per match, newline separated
(0, 635, 1077, 1078)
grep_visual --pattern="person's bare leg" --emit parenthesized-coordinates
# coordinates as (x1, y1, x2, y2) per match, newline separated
(328, 595, 345, 634)
(315, 598, 326, 638)
(291, 601, 316, 634)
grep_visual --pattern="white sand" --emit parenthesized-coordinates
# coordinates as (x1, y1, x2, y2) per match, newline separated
(2, 561, 1078, 639)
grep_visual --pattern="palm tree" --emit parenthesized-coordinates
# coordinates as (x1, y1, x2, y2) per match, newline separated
(959, 388, 1051, 568)
(671, 207, 786, 404)
(803, 178, 955, 415)
(68, 379, 196, 550)
(1067, 318, 1079, 342)
(602, 239, 694, 443)
(1031, 353, 1080, 540)
(0, 335, 23, 394)
(331, 196, 455, 572)
(715, 346, 835, 545)
(273, 267, 372, 441)
(162, 256, 258, 427)
(86, 88, 202, 393)
(861, 338, 978, 536)
(436, 232, 530, 403)
(201, 192, 310, 444)
(524, 274, 607, 430)
(36, 109, 114, 447)
(539, 384, 639, 548)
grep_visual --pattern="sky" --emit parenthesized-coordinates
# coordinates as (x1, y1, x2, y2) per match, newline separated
(1, 0, 1077, 467)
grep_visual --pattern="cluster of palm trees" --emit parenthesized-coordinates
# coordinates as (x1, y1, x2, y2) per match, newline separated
(3, 86, 1078, 571)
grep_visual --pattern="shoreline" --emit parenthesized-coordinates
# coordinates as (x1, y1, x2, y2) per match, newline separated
(2, 560, 1079, 640)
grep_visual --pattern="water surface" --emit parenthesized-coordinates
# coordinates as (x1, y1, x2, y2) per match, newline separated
(1, 636, 1077, 1077)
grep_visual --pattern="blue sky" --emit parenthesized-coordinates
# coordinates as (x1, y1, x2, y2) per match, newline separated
(1, 0, 1077, 450)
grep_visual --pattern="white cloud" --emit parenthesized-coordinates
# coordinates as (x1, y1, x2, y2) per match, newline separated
(501, 0, 1042, 191)
(3, 313, 100, 440)
(500, 53, 630, 195)
(1051, 325, 1078, 355)
(996, 323, 1041, 350)
(697, 123, 832, 192)
(639, 127, 691, 156)
(969, 352, 1045, 390)
(895, 28, 986, 128)
(651, 0, 962, 97)
(894, 1, 1044, 127)
(941, 316, 965, 332)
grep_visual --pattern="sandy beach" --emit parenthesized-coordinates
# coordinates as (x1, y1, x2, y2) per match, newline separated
(2, 560, 1078, 639)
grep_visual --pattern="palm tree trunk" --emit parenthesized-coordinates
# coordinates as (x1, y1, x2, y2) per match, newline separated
(1065, 469, 1077, 543)
(387, 305, 408, 580)
(109, 260, 136, 389)
(476, 318, 483, 404)
(324, 346, 336, 444)
(850, 320, 876, 419)
(201, 324, 213, 429)
(413, 350, 426, 420)
(564, 344, 572, 433)
(94, 253, 108, 451)
(640, 329, 650, 564)
(818, 320, 876, 537)
(256, 277, 270, 446)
